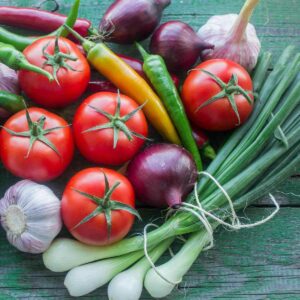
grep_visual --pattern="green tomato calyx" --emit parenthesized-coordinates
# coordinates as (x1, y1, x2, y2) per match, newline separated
(195, 69, 253, 125)
(72, 172, 141, 240)
(82, 90, 149, 149)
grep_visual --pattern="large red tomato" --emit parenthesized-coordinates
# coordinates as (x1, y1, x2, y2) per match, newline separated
(182, 59, 254, 131)
(19, 36, 90, 108)
(73, 92, 148, 166)
(0, 108, 74, 182)
(61, 168, 139, 246)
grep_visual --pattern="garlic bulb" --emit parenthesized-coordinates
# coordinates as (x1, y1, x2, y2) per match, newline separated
(0, 180, 62, 254)
(198, 0, 261, 71)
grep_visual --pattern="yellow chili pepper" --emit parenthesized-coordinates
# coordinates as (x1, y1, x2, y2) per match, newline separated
(64, 25, 180, 145)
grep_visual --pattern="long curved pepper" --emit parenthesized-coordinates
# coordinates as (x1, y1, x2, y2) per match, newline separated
(136, 43, 203, 170)
(63, 24, 181, 145)
(0, 43, 53, 81)
(0, 0, 80, 51)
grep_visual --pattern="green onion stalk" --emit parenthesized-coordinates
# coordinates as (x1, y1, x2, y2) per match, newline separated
(43, 46, 300, 298)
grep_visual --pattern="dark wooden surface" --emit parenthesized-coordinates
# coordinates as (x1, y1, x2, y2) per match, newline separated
(0, 0, 300, 299)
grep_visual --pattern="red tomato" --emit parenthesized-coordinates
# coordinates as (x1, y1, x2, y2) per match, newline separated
(182, 59, 254, 131)
(0, 108, 74, 182)
(19, 37, 90, 108)
(73, 92, 148, 166)
(61, 168, 137, 245)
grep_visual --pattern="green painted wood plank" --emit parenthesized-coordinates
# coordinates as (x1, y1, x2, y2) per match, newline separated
(0, 0, 299, 299)
(1, 208, 300, 299)
(2, 0, 300, 59)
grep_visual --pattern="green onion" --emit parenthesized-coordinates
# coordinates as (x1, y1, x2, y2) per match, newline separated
(251, 51, 272, 93)
(144, 231, 210, 298)
(43, 46, 300, 299)
(108, 238, 174, 300)
(64, 250, 145, 297)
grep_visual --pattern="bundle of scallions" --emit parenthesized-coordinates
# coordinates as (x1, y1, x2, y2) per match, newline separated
(43, 45, 300, 299)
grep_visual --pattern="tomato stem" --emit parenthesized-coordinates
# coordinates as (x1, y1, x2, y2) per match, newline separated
(42, 35, 79, 84)
(82, 90, 150, 149)
(1, 108, 68, 158)
(195, 69, 253, 125)
(72, 171, 141, 241)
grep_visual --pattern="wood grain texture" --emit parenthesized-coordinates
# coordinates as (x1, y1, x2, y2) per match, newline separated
(1, 208, 300, 299)
(0, 0, 299, 299)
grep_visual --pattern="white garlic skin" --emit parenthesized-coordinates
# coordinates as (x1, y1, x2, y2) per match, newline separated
(198, 14, 261, 71)
(0, 180, 62, 254)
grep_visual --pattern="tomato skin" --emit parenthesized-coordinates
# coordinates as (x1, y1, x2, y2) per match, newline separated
(73, 92, 148, 166)
(61, 168, 136, 246)
(19, 37, 90, 108)
(182, 59, 254, 131)
(0, 108, 74, 182)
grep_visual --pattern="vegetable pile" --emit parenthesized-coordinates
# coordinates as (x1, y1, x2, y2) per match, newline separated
(0, 0, 299, 299)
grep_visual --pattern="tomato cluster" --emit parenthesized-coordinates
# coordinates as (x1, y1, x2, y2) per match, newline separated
(0, 36, 254, 246)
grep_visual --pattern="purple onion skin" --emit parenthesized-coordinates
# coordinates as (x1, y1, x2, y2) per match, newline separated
(0, 63, 20, 118)
(127, 143, 198, 208)
(150, 21, 214, 73)
(0, 63, 19, 94)
(99, 0, 171, 44)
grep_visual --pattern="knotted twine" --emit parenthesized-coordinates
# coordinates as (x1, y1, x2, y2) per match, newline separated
(143, 171, 280, 286)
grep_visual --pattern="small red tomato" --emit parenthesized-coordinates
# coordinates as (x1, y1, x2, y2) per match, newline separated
(182, 59, 254, 131)
(61, 168, 139, 246)
(73, 92, 148, 166)
(19, 36, 90, 108)
(0, 108, 74, 182)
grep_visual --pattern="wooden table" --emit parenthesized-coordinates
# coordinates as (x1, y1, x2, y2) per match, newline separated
(0, 0, 300, 299)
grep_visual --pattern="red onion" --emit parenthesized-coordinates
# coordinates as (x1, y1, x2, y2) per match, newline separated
(99, 0, 171, 44)
(0, 63, 20, 118)
(87, 80, 117, 94)
(150, 21, 214, 73)
(118, 54, 147, 79)
(127, 144, 197, 208)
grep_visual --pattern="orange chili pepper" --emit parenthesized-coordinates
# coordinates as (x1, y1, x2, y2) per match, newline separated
(63, 25, 181, 145)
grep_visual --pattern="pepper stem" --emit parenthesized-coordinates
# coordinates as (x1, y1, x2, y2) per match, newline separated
(135, 42, 150, 61)
(19, 61, 54, 81)
(202, 144, 217, 160)
(54, 0, 80, 37)
(230, 0, 260, 42)
(63, 24, 95, 53)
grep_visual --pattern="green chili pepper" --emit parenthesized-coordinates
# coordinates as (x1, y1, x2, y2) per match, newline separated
(0, 42, 53, 80)
(0, 90, 26, 114)
(136, 43, 203, 171)
(0, 0, 80, 51)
